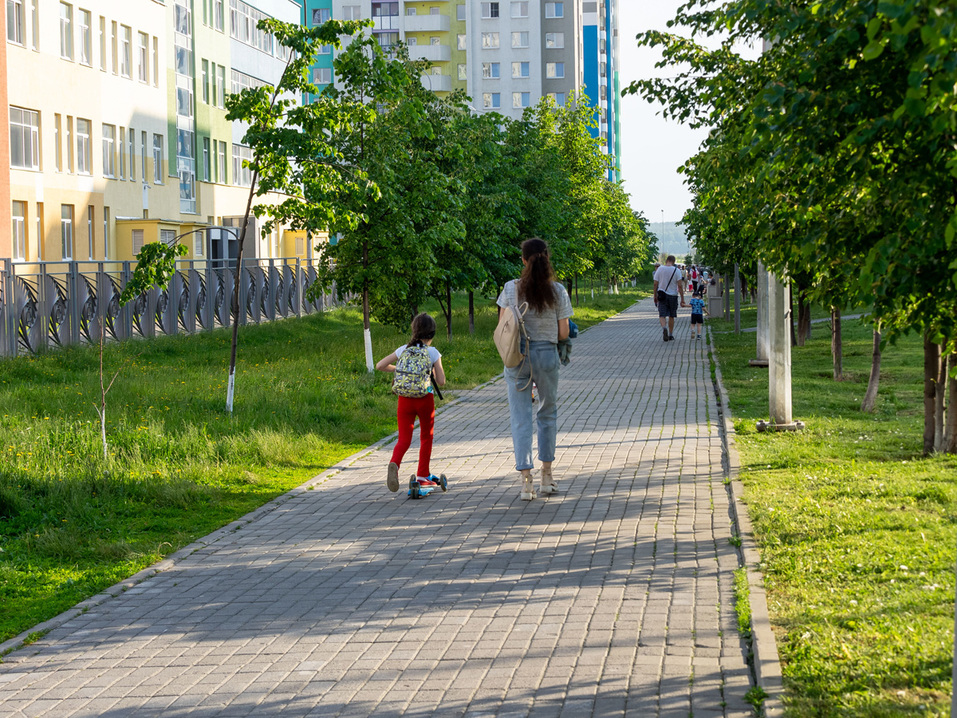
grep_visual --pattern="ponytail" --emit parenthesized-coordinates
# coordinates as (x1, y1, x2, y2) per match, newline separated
(517, 238, 557, 313)
(408, 313, 437, 348)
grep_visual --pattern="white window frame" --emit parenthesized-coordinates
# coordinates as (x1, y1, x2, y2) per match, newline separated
(7, 0, 24, 44)
(78, 9, 91, 64)
(480, 2, 499, 19)
(546, 61, 564, 79)
(59, 1, 73, 59)
(10, 106, 40, 170)
(137, 31, 149, 82)
(11, 200, 26, 260)
(152, 133, 163, 183)
(482, 92, 500, 109)
(482, 62, 500, 79)
(119, 24, 131, 77)
(511, 31, 528, 48)
(60, 204, 74, 260)
(102, 123, 115, 177)
(75, 118, 91, 175)
(512, 61, 529, 78)
(510, 1, 527, 18)
(545, 2, 563, 18)
(481, 32, 499, 49)
(545, 32, 564, 49)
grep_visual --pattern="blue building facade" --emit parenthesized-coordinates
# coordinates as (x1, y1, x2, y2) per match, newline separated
(582, 0, 619, 182)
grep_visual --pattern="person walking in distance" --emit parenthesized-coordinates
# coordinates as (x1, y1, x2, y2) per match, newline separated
(653, 255, 687, 341)
(497, 238, 573, 500)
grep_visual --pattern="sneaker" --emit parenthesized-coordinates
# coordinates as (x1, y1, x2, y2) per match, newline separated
(697, 335, 701, 340)
(387, 462, 400, 492)
(668, 334, 675, 341)
(540, 467, 558, 495)
(662, 327, 669, 342)
(520, 473, 536, 501)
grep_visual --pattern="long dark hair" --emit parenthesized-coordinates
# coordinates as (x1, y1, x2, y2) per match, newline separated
(517, 238, 557, 313)
(408, 313, 436, 347)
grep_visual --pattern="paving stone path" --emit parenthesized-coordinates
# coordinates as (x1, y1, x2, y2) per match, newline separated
(0, 298, 758, 717)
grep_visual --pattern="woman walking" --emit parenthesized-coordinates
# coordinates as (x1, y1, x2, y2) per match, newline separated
(497, 238, 573, 500)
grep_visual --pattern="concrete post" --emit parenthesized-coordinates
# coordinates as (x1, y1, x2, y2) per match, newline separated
(734, 264, 741, 335)
(767, 272, 793, 427)
(750, 262, 770, 367)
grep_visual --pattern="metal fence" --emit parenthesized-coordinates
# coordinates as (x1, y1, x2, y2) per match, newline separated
(0, 258, 342, 358)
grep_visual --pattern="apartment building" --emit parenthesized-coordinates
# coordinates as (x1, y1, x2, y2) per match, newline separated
(583, 0, 619, 179)
(5, 0, 308, 265)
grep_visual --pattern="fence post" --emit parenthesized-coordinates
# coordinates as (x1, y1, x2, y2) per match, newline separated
(120, 262, 133, 340)
(69, 261, 81, 345)
(2, 259, 15, 357)
(294, 258, 302, 318)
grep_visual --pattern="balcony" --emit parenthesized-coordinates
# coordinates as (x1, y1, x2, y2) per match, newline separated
(408, 44, 451, 63)
(404, 14, 450, 33)
(420, 73, 452, 92)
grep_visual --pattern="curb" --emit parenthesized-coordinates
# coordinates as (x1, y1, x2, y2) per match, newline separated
(708, 327, 785, 717)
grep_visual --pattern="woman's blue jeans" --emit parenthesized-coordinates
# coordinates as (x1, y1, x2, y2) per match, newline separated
(504, 340, 560, 472)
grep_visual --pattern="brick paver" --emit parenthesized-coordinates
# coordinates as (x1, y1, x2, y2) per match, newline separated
(0, 298, 755, 717)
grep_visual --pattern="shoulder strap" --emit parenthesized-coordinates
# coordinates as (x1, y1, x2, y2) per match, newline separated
(663, 267, 678, 292)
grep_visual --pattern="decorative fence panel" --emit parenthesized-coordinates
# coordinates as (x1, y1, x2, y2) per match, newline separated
(0, 258, 342, 358)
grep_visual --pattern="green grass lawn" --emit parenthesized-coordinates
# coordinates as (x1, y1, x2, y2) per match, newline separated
(711, 308, 957, 716)
(0, 283, 648, 647)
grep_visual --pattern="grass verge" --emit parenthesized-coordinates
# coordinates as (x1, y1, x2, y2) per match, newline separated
(711, 310, 956, 716)
(0, 283, 648, 646)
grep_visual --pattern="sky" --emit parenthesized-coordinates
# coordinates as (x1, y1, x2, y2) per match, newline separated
(616, 2, 707, 227)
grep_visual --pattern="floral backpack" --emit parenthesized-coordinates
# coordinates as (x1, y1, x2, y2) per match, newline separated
(392, 345, 433, 398)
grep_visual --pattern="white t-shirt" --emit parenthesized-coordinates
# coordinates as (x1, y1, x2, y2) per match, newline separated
(654, 265, 682, 296)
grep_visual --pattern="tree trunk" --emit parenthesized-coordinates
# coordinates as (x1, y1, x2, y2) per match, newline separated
(789, 291, 797, 347)
(574, 276, 579, 306)
(946, 353, 957, 454)
(831, 306, 843, 380)
(797, 292, 811, 346)
(468, 291, 475, 336)
(445, 281, 453, 341)
(935, 343, 947, 451)
(861, 328, 882, 413)
(923, 335, 941, 456)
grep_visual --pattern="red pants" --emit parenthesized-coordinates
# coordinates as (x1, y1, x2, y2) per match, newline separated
(391, 394, 435, 477)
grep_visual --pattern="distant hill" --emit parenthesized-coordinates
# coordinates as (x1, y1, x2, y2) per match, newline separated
(651, 221, 692, 261)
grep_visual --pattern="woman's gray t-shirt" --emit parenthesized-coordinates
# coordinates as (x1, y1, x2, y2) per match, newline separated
(497, 280, 574, 344)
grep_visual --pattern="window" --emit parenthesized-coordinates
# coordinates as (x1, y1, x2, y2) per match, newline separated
(86, 206, 94, 259)
(217, 65, 225, 106)
(405, 7, 415, 15)
(110, 21, 116, 73)
(546, 61, 564, 78)
(510, 1, 527, 18)
(131, 229, 144, 255)
(7, 0, 24, 44)
(11, 201, 26, 260)
(512, 61, 529, 78)
(128, 126, 134, 179)
(456, 4, 465, 21)
(456, 33, 466, 50)
(311, 7, 330, 25)
(548, 91, 566, 106)
(545, 32, 564, 49)
(545, 2, 563, 18)
(232, 144, 252, 186)
(152, 133, 163, 182)
(152, 36, 158, 84)
(430, 6, 439, 15)
(120, 25, 131, 76)
(480, 2, 498, 18)
(191, 229, 202, 255)
(342, 5, 360, 21)
(202, 59, 209, 102)
(203, 137, 210, 180)
(218, 140, 226, 183)
(313, 67, 331, 84)
(54, 113, 62, 170)
(406, 36, 416, 46)
(213, 0, 223, 31)
(318, 43, 331, 54)
(10, 106, 40, 170)
(78, 9, 91, 64)
(511, 31, 528, 48)
(66, 116, 73, 172)
(98, 16, 106, 70)
(482, 62, 500, 79)
(512, 91, 530, 108)
(30, 0, 37, 48)
(138, 31, 148, 81)
(210, 62, 216, 104)
(482, 92, 500, 109)
(481, 32, 499, 48)
(59, 2, 73, 59)
(102, 124, 115, 176)
(141, 131, 147, 181)
(76, 118, 91, 174)
(457, 63, 466, 80)
(430, 36, 440, 45)
(60, 204, 74, 260)
(118, 127, 125, 178)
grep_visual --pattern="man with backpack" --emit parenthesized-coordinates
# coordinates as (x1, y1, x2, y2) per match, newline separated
(653, 255, 687, 341)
